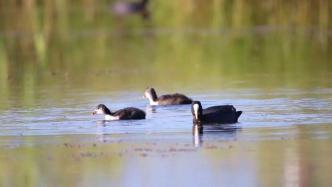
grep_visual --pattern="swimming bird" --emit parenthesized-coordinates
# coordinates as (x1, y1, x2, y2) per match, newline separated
(92, 104, 146, 120)
(191, 101, 242, 124)
(144, 87, 193, 105)
(111, 0, 150, 19)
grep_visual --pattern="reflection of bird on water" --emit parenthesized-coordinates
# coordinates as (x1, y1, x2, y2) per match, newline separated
(111, 0, 150, 19)
(191, 101, 242, 124)
(192, 121, 240, 147)
(193, 124, 203, 147)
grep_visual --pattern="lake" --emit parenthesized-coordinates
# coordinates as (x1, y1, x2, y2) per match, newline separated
(0, 0, 332, 186)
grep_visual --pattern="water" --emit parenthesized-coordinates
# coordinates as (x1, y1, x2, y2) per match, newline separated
(1, 0, 332, 186)
(1, 89, 332, 136)
(1, 88, 332, 186)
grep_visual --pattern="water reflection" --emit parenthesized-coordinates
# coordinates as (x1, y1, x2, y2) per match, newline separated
(192, 124, 203, 147)
(145, 105, 157, 114)
(192, 122, 240, 147)
(97, 120, 109, 127)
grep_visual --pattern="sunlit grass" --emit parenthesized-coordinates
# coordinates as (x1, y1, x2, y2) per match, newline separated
(0, 0, 330, 107)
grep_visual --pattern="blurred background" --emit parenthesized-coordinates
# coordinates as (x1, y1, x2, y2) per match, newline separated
(1, 1, 332, 187)
(0, 0, 331, 109)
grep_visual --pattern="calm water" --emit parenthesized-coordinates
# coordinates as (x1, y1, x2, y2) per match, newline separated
(1, 88, 332, 187)
(1, 0, 332, 187)
(1, 89, 332, 136)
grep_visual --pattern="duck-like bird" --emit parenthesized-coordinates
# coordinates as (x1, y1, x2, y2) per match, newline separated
(144, 87, 193, 105)
(191, 101, 242, 124)
(92, 104, 146, 120)
(112, 0, 150, 19)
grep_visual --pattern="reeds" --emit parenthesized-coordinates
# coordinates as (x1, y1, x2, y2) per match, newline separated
(0, 0, 330, 106)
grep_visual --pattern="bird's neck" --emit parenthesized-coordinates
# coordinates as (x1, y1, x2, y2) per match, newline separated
(146, 95, 158, 105)
(149, 100, 159, 105)
(103, 107, 113, 115)
(147, 91, 158, 102)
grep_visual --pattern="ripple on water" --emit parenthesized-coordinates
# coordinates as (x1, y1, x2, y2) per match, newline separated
(0, 90, 332, 137)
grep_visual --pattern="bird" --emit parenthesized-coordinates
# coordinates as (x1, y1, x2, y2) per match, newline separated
(191, 101, 242, 124)
(111, 0, 150, 19)
(92, 104, 146, 120)
(144, 87, 193, 105)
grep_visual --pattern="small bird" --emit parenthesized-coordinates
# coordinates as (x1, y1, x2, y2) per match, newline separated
(191, 101, 242, 124)
(111, 0, 150, 19)
(92, 104, 146, 120)
(144, 87, 193, 105)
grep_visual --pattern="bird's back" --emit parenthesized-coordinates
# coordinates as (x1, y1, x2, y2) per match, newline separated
(204, 105, 236, 113)
(157, 93, 192, 105)
(114, 107, 146, 120)
(202, 105, 241, 123)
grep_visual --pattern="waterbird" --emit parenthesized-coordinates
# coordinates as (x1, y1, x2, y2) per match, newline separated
(144, 87, 193, 105)
(111, 0, 150, 19)
(191, 101, 242, 124)
(92, 104, 146, 120)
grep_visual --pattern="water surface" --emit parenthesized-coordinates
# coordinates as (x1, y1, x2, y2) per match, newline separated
(1, 88, 332, 187)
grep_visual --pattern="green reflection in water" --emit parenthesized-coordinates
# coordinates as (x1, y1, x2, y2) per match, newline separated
(1, 126, 332, 187)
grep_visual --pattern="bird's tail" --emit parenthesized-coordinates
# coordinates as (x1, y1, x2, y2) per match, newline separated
(236, 111, 242, 122)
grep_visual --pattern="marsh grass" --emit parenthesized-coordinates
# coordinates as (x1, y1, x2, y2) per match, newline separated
(0, 0, 331, 107)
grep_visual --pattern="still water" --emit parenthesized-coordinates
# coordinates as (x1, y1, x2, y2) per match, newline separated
(1, 0, 332, 186)
(1, 88, 332, 187)
(0, 89, 332, 136)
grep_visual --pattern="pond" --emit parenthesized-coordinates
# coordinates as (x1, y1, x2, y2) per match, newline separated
(0, 0, 332, 186)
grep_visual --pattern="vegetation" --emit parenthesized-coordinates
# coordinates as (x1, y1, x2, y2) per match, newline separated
(0, 0, 331, 107)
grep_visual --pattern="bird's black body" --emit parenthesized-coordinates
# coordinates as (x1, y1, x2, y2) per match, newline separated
(192, 101, 242, 124)
(112, 107, 146, 120)
(93, 104, 145, 120)
(144, 87, 193, 105)
(157, 94, 193, 105)
(202, 105, 242, 123)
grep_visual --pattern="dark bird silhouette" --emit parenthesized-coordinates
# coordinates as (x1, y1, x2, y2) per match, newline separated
(144, 87, 193, 105)
(92, 104, 146, 120)
(191, 101, 242, 124)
